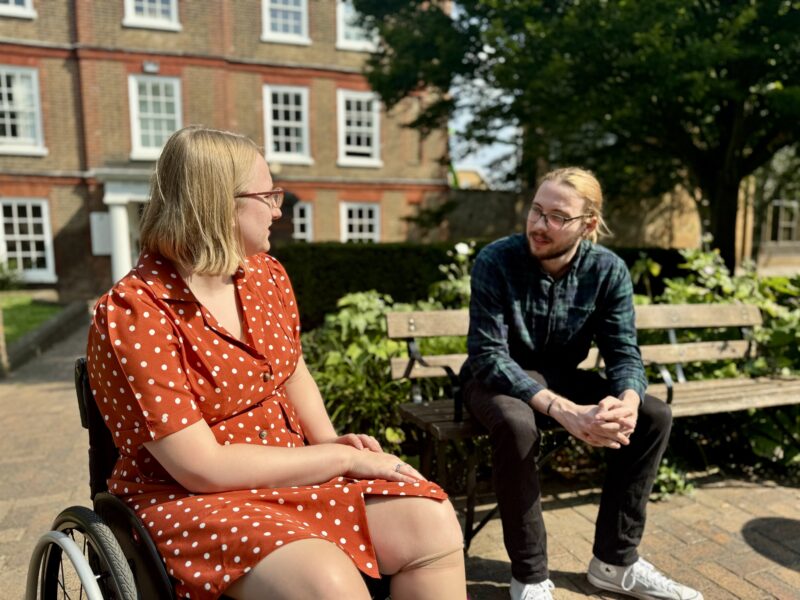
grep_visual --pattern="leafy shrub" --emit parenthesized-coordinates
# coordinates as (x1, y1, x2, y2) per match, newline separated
(0, 263, 21, 291)
(652, 248, 800, 475)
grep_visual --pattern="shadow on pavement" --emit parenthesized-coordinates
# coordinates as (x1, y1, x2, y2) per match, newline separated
(742, 517, 800, 572)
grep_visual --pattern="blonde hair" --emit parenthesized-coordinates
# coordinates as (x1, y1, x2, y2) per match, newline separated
(539, 167, 612, 242)
(139, 126, 260, 276)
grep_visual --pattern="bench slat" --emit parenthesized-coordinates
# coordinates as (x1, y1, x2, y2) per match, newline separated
(391, 339, 751, 381)
(386, 310, 469, 339)
(634, 304, 762, 329)
(640, 340, 751, 364)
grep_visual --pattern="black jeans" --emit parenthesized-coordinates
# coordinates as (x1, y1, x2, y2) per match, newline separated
(463, 370, 672, 584)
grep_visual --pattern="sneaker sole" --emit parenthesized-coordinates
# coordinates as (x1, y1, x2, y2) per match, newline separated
(587, 572, 703, 600)
(587, 571, 656, 600)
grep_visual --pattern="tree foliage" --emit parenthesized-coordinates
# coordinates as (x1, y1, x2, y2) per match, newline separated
(354, 0, 800, 268)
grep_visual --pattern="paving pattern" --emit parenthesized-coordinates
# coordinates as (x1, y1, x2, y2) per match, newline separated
(1, 327, 798, 599)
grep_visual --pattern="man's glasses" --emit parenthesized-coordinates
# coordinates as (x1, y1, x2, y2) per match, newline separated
(235, 188, 284, 210)
(528, 205, 590, 231)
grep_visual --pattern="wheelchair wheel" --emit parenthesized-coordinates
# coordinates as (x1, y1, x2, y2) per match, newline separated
(40, 506, 137, 600)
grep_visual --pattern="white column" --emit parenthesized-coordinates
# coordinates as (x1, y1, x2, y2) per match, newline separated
(102, 180, 149, 284)
(108, 203, 132, 283)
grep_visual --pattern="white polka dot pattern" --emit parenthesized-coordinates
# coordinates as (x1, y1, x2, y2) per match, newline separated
(86, 252, 446, 600)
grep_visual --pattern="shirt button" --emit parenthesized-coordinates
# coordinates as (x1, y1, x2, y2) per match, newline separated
(259, 430, 268, 440)
(261, 371, 272, 382)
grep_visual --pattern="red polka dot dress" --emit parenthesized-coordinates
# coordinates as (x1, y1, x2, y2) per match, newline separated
(87, 252, 446, 600)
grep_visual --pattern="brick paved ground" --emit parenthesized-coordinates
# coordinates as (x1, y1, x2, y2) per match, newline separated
(2, 327, 799, 599)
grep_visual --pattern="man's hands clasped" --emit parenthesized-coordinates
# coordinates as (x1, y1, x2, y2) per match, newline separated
(539, 392, 640, 450)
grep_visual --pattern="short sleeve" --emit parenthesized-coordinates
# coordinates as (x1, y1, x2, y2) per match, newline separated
(87, 284, 203, 446)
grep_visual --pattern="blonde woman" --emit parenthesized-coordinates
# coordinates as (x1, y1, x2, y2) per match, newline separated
(87, 126, 465, 600)
(461, 168, 702, 600)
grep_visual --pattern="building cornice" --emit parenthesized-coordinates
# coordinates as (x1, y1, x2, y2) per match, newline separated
(0, 37, 366, 76)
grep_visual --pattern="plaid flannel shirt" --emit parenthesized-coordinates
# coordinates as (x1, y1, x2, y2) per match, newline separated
(461, 234, 647, 403)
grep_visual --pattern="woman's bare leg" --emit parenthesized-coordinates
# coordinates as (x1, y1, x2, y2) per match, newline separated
(365, 496, 466, 600)
(224, 538, 371, 600)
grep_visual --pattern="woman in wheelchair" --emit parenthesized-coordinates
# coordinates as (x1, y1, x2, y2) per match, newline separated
(85, 126, 466, 600)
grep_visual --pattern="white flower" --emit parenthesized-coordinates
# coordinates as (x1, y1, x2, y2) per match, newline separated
(454, 242, 470, 256)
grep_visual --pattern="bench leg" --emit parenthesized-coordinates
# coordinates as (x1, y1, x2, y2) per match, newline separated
(436, 442, 447, 488)
(420, 433, 434, 480)
(463, 442, 478, 553)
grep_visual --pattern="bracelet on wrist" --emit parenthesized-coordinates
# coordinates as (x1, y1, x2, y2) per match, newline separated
(546, 398, 556, 416)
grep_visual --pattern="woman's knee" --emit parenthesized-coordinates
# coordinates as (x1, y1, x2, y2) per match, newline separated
(366, 497, 463, 574)
(225, 539, 368, 600)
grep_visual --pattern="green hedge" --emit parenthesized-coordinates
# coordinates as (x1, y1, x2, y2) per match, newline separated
(272, 241, 684, 330)
(271, 242, 454, 330)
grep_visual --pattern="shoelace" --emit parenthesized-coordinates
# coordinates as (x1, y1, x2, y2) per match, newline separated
(521, 579, 555, 600)
(621, 559, 678, 593)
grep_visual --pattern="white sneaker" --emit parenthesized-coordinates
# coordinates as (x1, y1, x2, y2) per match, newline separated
(587, 557, 703, 600)
(509, 577, 555, 600)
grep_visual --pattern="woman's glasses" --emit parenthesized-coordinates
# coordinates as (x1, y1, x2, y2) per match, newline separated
(235, 188, 284, 210)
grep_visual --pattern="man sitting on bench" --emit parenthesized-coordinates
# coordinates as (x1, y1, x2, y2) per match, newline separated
(460, 167, 702, 600)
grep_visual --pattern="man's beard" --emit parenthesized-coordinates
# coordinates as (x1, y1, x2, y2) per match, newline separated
(528, 230, 583, 262)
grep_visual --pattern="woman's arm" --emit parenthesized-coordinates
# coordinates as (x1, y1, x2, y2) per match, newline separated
(144, 418, 421, 493)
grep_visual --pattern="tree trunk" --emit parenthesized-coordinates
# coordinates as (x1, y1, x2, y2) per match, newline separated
(706, 176, 742, 273)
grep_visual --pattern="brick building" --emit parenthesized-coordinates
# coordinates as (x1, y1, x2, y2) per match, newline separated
(0, 0, 448, 298)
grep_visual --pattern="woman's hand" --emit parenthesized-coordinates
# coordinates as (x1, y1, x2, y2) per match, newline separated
(328, 433, 382, 453)
(344, 447, 426, 484)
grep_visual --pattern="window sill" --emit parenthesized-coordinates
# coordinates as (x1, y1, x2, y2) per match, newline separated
(19, 272, 58, 284)
(268, 154, 314, 166)
(122, 17, 182, 32)
(0, 7, 37, 19)
(0, 145, 48, 157)
(260, 34, 312, 46)
(129, 149, 162, 161)
(336, 40, 377, 53)
(337, 157, 383, 169)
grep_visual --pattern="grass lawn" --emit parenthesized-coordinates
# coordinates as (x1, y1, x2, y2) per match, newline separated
(0, 293, 63, 346)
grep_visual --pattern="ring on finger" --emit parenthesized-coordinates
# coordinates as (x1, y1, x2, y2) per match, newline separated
(394, 462, 405, 473)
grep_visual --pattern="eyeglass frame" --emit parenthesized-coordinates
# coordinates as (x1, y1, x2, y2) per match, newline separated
(528, 204, 592, 230)
(234, 188, 285, 210)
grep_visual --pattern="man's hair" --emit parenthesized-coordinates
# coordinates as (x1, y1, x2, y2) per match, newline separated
(539, 167, 612, 242)
(139, 126, 260, 276)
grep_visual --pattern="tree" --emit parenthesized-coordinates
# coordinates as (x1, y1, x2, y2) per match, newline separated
(354, 0, 800, 269)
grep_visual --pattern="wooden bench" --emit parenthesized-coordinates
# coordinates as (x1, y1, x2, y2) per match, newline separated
(386, 303, 800, 550)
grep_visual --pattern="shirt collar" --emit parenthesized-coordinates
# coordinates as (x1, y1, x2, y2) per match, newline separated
(134, 253, 250, 302)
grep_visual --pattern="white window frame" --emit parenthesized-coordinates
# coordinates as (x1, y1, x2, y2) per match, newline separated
(261, 0, 310, 46)
(263, 84, 313, 165)
(0, 198, 56, 283)
(337, 89, 382, 168)
(292, 201, 313, 241)
(0, 65, 47, 156)
(122, 0, 181, 31)
(767, 199, 800, 244)
(336, 0, 377, 52)
(339, 202, 380, 243)
(0, 0, 37, 19)
(128, 74, 182, 161)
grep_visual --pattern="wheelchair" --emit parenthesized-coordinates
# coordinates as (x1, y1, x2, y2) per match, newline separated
(26, 357, 391, 600)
